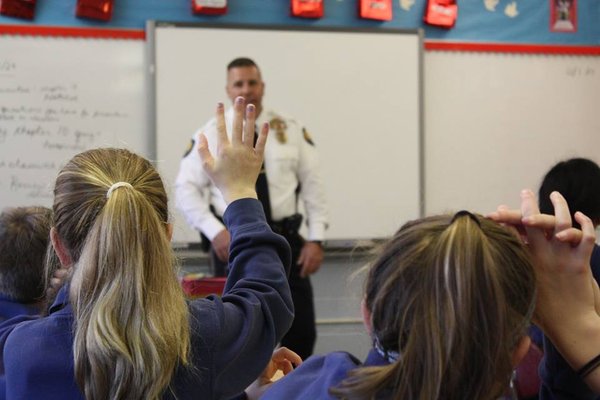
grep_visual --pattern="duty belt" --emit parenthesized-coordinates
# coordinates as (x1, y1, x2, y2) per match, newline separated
(270, 213, 303, 236)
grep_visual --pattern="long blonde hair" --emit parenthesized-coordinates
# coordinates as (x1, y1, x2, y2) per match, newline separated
(52, 148, 190, 400)
(331, 213, 535, 400)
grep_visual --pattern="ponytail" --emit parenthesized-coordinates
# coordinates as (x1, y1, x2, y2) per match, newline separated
(53, 148, 190, 400)
(330, 214, 535, 400)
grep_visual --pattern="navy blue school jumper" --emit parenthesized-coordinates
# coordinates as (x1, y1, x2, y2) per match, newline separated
(260, 349, 389, 400)
(0, 296, 39, 323)
(0, 199, 293, 400)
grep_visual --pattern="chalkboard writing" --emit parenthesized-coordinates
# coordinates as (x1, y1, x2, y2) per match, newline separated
(0, 35, 148, 210)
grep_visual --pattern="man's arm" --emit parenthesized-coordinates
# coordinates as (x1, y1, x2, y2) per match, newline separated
(175, 128, 228, 243)
(296, 125, 328, 277)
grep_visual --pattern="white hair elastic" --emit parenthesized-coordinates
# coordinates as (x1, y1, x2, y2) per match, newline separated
(106, 182, 134, 199)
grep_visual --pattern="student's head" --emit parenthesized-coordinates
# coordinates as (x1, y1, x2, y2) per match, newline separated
(51, 148, 189, 400)
(332, 212, 535, 400)
(538, 157, 600, 228)
(226, 57, 265, 115)
(0, 206, 51, 304)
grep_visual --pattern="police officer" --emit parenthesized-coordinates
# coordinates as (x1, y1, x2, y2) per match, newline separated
(175, 57, 328, 360)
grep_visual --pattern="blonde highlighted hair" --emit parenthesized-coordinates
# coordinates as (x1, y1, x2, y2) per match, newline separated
(331, 213, 535, 400)
(52, 148, 190, 400)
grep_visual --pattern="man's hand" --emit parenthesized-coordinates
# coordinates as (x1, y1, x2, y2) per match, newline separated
(212, 229, 231, 262)
(298, 242, 324, 278)
(197, 96, 269, 204)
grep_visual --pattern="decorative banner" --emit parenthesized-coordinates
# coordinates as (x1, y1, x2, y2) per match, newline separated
(550, 0, 576, 32)
(192, 0, 227, 15)
(291, 0, 323, 18)
(359, 0, 392, 21)
(424, 0, 457, 29)
(0, 0, 36, 20)
(76, 0, 114, 21)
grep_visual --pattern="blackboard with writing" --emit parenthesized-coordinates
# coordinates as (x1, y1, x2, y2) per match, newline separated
(0, 35, 148, 210)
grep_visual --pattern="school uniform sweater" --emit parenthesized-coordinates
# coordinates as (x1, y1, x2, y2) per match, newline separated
(0, 198, 293, 400)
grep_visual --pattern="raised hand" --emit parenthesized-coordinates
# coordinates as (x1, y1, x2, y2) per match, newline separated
(518, 190, 597, 331)
(197, 96, 269, 204)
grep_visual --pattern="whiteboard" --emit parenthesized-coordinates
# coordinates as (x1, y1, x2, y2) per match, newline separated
(0, 35, 148, 211)
(425, 51, 600, 215)
(149, 23, 423, 244)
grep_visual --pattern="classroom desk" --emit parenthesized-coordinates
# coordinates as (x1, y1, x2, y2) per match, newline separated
(175, 242, 376, 359)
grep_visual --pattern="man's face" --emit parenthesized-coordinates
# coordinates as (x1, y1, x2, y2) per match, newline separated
(226, 66, 265, 114)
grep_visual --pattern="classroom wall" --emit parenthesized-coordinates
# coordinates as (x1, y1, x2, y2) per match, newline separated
(1, 0, 599, 45)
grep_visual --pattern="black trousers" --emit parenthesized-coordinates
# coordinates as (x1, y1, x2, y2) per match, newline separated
(209, 231, 317, 360)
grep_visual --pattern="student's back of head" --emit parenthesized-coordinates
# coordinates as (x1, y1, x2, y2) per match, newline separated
(331, 213, 536, 400)
(52, 148, 190, 400)
(538, 158, 600, 227)
(0, 206, 51, 305)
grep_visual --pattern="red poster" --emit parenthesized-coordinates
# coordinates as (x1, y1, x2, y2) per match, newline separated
(359, 0, 392, 21)
(192, 0, 227, 15)
(76, 0, 114, 21)
(0, 0, 36, 20)
(424, 0, 457, 29)
(291, 0, 323, 18)
(550, 0, 577, 32)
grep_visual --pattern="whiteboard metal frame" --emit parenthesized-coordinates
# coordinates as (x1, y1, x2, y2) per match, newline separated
(147, 21, 424, 244)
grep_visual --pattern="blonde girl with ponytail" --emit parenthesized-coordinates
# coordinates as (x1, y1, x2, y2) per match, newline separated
(0, 98, 293, 400)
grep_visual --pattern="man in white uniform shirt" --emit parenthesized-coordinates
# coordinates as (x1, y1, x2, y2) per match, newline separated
(175, 57, 328, 359)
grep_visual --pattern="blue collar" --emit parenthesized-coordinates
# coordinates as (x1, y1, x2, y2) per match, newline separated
(364, 348, 392, 367)
(48, 285, 71, 315)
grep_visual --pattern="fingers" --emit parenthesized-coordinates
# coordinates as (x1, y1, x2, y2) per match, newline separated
(554, 228, 583, 244)
(215, 102, 229, 147)
(243, 103, 256, 147)
(255, 122, 269, 156)
(272, 347, 302, 371)
(550, 191, 573, 233)
(487, 208, 522, 225)
(520, 189, 540, 219)
(231, 97, 245, 145)
(575, 211, 597, 251)
(197, 134, 214, 172)
(521, 214, 557, 230)
(520, 189, 546, 247)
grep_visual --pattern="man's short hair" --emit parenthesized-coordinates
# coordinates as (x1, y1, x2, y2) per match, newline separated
(0, 206, 52, 302)
(227, 57, 259, 71)
(538, 158, 600, 226)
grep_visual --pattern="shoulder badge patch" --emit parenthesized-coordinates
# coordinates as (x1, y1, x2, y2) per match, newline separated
(302, 128, 315, 146)
(270, 117, 288, 144)
(183, 138, 195, 158)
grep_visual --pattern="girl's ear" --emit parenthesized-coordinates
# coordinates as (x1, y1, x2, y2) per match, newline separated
(511, 335, 532, 367)
(50, 227, 72, 267)
(166, 223, 174, 241)
(361, 298, 373, 336)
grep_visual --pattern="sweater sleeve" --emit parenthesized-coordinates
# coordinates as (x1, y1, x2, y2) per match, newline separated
(188, 198, 294, 400)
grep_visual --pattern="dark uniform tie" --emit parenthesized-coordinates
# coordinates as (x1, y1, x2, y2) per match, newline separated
(255, 127, 272, 224)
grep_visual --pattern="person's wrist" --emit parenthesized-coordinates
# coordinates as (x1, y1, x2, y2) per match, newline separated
(223, 188, 258, 204)
(310, 240, 323, 247)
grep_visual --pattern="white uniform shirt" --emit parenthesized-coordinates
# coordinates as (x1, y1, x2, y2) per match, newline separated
(175, 106, 328, 242)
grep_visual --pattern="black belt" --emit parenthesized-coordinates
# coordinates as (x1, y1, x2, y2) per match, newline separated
(270, 213, 303, 237)
(201, 212, 303, 252)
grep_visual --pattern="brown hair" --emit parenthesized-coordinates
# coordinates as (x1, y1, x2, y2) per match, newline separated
(53, 148, 190, 400)
(331, 213, 535, 400)
(0, 206, 51, 303)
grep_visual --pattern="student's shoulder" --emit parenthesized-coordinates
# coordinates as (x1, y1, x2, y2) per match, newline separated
(263, 352, 361, 400)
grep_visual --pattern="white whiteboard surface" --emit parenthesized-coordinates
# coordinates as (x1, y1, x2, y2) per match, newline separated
(0, 35, 148, 211)
(150, 23, 423, 244)
(425, 51, 600, 215)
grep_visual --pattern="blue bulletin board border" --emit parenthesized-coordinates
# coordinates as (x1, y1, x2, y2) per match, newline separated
(0, 1, 599, 46)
